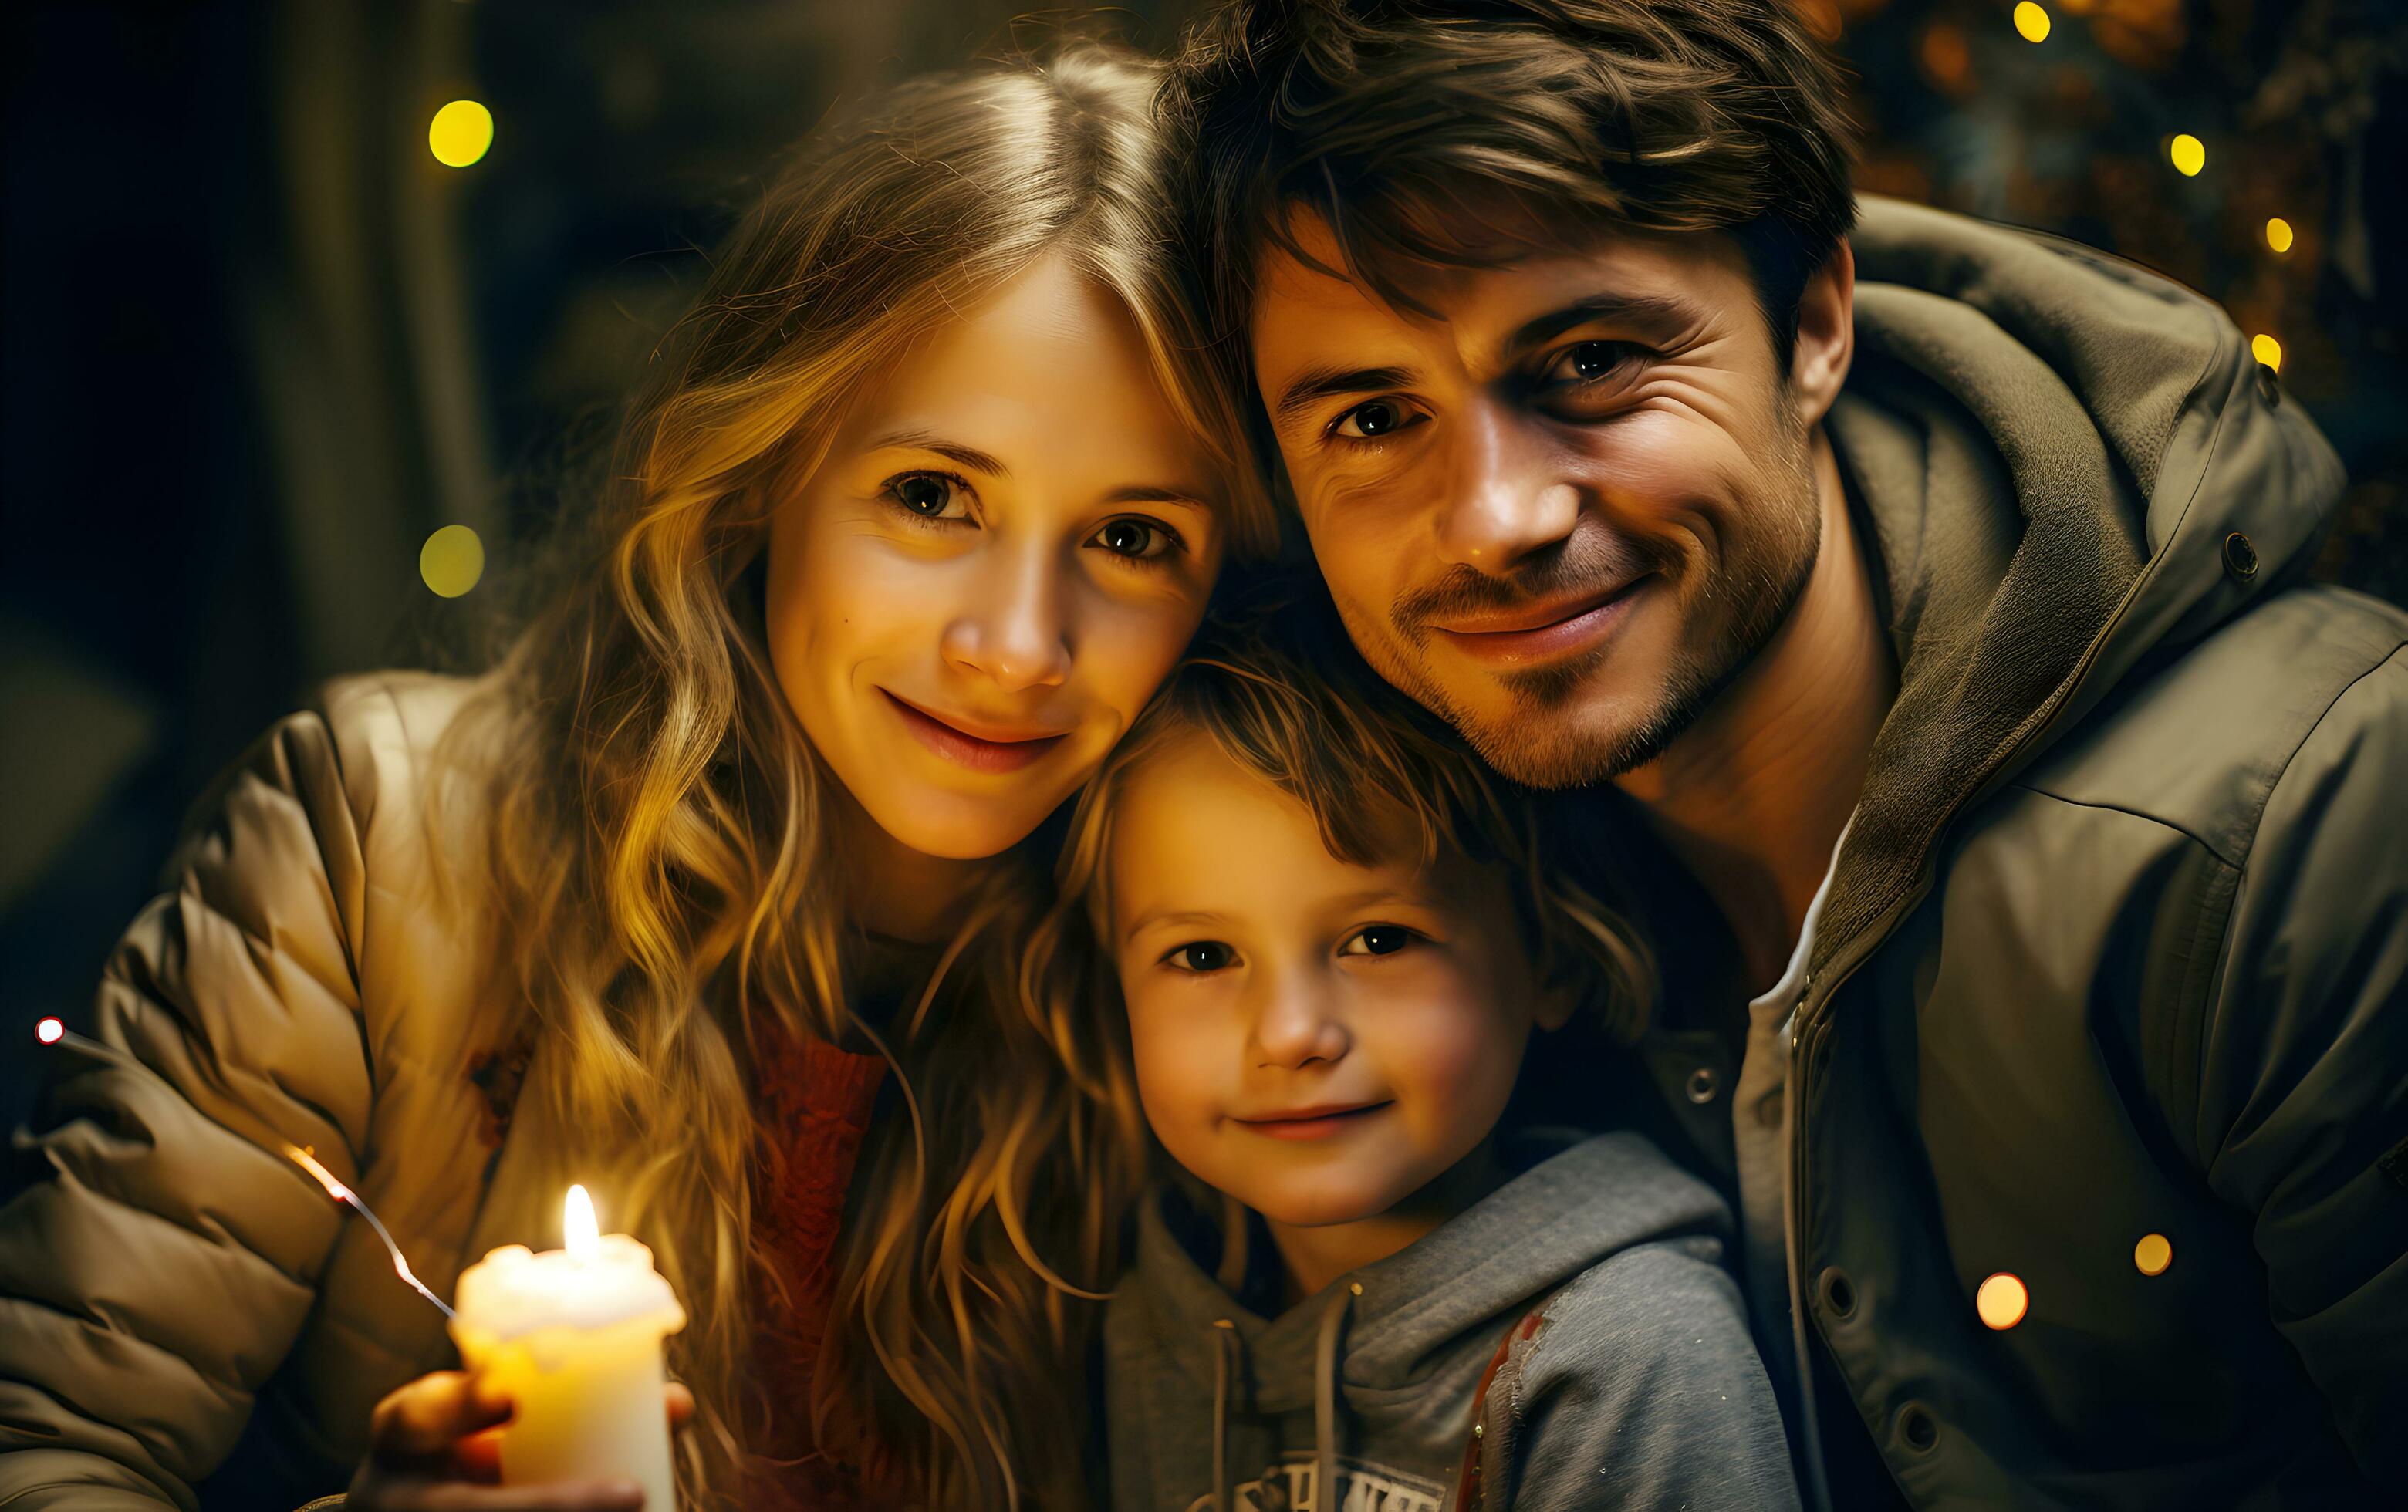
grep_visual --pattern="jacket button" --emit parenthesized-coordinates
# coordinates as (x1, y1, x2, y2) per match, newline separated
(1684, 1065, 1721, 1104)
(2223, 531, 2260, 581)
(2255, 361, 2281, 407)
(1896, 1402, 1941, 1453)
(1815, 1266, 1858, 1321)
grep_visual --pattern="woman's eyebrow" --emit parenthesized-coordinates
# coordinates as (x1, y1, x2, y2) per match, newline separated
(863, 429, 1009, 476)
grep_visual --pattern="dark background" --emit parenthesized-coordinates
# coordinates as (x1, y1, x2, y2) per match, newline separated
(5, 0, 2403, 1129)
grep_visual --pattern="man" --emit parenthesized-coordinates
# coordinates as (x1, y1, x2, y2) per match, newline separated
(1168, 2, 2407, 1507)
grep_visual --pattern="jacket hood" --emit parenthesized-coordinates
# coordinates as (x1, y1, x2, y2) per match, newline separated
(1812, 195, 2348, 971)
(1126, 1132, 1724, 1406)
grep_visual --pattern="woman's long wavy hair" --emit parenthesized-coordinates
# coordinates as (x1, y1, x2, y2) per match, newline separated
(431, 40, 1271, 1510)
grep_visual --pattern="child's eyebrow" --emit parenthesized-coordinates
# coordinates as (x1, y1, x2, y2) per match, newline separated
(1119, 907, 1231, 945)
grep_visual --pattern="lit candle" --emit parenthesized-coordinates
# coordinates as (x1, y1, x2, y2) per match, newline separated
(451, 1185, 688, 1510)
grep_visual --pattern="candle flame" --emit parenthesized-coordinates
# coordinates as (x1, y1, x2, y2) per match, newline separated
(564, 1183, 601, 1260)
(283, 1143, 354, 1203)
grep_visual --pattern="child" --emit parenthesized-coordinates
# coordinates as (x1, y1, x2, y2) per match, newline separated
(1050, 616, 1800, 1512)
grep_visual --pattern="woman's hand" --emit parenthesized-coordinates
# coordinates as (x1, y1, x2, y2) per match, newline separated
(346, 1371, 694, 1510)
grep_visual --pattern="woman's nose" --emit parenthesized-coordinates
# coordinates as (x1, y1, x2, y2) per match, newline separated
(1250, 975, 1350, 1070)
(939, 546, 1072, 691)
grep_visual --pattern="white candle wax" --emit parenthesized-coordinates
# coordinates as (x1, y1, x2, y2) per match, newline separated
(451, 1186, 687, 1510)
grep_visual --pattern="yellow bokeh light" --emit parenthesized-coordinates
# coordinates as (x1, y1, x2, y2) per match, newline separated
(2251, 333, 2282, 373)
(1975, 1271, 2029, 1331)
(2169, 134, 2206, 177)
(428, 100, 495, 169)
(2013, 2, 2052, 42)
(420, 525, 485, 598)
(2133, 1234, 2173, 1277)
(2265, 217, 2295, 254)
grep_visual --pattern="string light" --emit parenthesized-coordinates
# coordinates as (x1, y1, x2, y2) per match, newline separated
(2013, 3, 2051, 43)
(2265, 218, 2294, 254)
(2251, 333, 2282, 373)
(428, 100, 495, 169)
(420, 524, 485, 598)
(2169, 134, 2206, 177)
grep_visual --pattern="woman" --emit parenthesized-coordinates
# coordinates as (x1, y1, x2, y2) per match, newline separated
(0, 41, 1272, 1512)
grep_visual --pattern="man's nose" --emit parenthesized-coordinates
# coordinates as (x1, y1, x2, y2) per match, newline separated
(1434, 398, 1581, 572)
(1249, 972, 1350, 1070)
(939, 542, 1072, 691)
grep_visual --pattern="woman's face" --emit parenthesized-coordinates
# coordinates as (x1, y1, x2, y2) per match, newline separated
(765, 251, 1226, 862)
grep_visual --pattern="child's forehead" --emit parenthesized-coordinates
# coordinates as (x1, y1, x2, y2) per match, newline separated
(1106, 731, 1488, 912)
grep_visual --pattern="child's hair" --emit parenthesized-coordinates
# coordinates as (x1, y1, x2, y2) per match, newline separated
(1028, 586, 1655, 1061)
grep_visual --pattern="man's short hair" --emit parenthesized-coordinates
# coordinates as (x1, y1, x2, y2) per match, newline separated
(1168, 0, 1859, 373)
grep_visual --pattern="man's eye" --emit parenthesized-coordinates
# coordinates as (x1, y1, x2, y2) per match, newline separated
(1337, 925, 1416, 958)
(1163, 941, 1236, 973)
(1092, 517, 1180, 562)
(1542, 341, 1641, 386)
(883, 471, 968, 518)
(1331, 399, 1423, 441)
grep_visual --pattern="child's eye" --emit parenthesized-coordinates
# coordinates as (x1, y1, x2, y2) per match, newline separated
(1337, 925, 1417, 958)
(1090, 516, 1182, 562)
(1161, 940, 1236, 973)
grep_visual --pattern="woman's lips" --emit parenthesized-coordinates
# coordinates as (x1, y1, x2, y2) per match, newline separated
(1430, 575, 1653, 667)
(881, 690, 1069, 774)
(1231, 1100, 1394, 1142)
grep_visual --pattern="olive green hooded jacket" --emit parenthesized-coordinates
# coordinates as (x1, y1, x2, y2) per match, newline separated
(1624, 197, 2406, 1510)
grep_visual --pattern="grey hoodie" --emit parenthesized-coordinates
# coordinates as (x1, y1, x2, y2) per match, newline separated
(1103, 1132, 1802, 1512)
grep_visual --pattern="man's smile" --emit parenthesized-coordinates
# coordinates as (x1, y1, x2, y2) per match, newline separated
(1427, 573, 1655, 667)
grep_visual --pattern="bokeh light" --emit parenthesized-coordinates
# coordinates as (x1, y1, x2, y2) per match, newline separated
(2133, 1234, 2173, 1277)
(2264, 217, 2294, 255)
(420, 524, 486, 597)
(2251, 333, 2282, 373)
(1976, 1272, 2030, 1331)
(2169, 134, 2206, 177)
(428, 100, 495, 169)
(36, 1017, 65, 1045)
(2013, 3, 2051, 43)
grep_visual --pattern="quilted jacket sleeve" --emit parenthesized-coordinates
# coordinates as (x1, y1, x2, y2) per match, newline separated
(0, 707, 378, 1510)
(2197, 643, 2408, 1485)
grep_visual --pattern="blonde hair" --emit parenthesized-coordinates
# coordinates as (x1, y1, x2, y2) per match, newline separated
(1024, 591, 1656, 1144)
(434, 40, 1271, 1510)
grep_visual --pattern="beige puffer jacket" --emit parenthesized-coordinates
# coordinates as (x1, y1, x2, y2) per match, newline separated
(1, 671, 572, 1510)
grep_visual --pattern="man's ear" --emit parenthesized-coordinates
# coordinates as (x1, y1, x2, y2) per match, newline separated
(1532, 977, 1579, 1034)
(1788, 237, 1856, 430)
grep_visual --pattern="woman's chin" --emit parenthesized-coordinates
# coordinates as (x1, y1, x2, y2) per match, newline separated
(860, 788, 1053, 863)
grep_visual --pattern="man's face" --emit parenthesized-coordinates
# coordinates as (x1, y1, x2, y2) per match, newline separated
(1250, 218, 1829, 788)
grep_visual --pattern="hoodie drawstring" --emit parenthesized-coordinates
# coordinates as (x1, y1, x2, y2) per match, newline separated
(1211, 1318, 1237, 1512)
(1315, 1282, 1359, 1510)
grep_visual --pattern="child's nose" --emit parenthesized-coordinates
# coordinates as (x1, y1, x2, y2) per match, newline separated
(1249, 977, 1350, 1069)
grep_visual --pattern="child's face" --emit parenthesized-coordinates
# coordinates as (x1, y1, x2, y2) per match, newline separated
(1108, 735, 1570, 1230)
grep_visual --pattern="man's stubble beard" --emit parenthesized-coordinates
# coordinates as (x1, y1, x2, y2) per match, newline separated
(1378, 415, 1824, 791)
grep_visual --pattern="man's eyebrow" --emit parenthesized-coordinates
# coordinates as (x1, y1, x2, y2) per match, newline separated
(1505, 291, 1711, 355)
(863, 430, 1009, 478)
(1270, 364, 1417, 430)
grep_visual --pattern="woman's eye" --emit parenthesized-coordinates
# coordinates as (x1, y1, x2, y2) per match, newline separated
(1338, 925, 1416, 958)
(1331, 398, 1423, 441)
(883, 471, 968, 519)
(1163, 940, 1235, 973)
(1092, 517, 1180, 562)
(1542, 341, 1641, 387)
